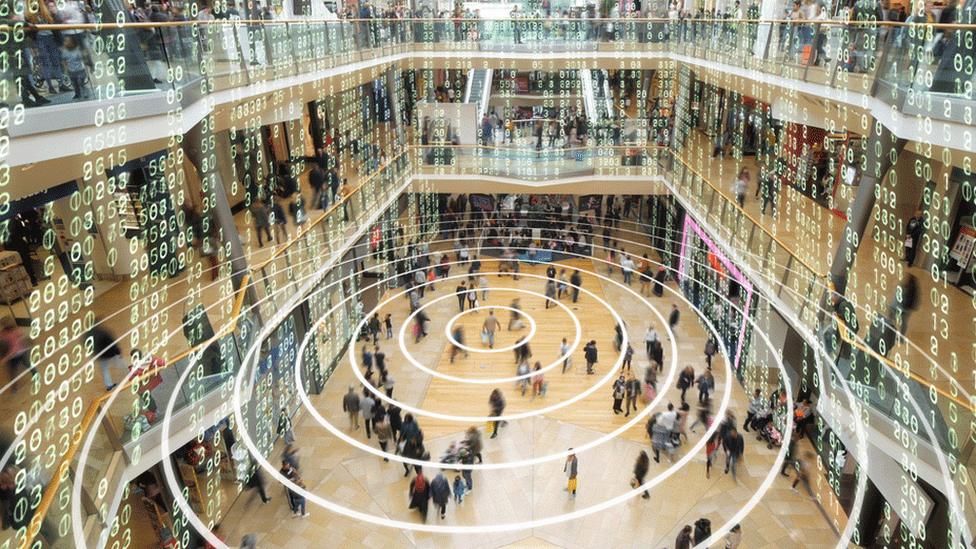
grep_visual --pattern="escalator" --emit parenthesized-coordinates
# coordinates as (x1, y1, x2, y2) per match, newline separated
(464, 69, 493, 120)
(581, 68, 613, 121)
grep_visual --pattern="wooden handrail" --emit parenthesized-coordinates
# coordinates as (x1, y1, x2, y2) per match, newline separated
(22, 142, 877, 543)
(26, 146, 412, 545)
(831, 313, 973, 413)
(669, 152, 828, 280)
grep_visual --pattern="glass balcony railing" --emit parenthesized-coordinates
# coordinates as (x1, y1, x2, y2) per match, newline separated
(416, 144, 665, 180)
(32, 141, 970, 547)
(5, 17, 973, 128)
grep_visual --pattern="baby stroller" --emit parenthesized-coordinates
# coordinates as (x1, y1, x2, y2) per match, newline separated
(759, 422, 783, 449)
(748, 408, 773, 433)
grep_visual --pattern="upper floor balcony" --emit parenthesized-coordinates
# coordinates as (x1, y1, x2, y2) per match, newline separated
(5, 14, 975, 163)
(14, 142, 971, 548)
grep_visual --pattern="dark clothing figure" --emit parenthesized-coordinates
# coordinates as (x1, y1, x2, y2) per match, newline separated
(408, 474, 431, 520)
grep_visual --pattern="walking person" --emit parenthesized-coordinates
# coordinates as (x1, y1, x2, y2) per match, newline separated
(650, 416, 672, 463)
(544, 278, 557, 309)
(280, 460, 309, 517)
(564, 449, 578, 497)
(725, 524, 743, 549)
(430, 470, 451, 519)
(780, 424, 799, 476)
(531, 363, 545, 398)
(624, 372, 640, 416)
(374, 346, 386, 374)
(479, 274, 489, 302)
(516, 360, 530, 396)
(644, 325, 658, 359)
(675, 525, 694, 549)
(622, 343, 634, 371)
(653, 266, 666, 297)
(408, 471, 431, 521)
(488, 388, 506, 438)
(388, 405, 402, 444)
(507, 298, 523, 330)
(791, 452, 816, 497)
(570, 269, 582, 302)
(733, 167, 749, 207)
(560, 337, 572, 373)
(705, 431, 721, 479)
(250, 199, 273, 247)
(455, 281, 467, 311)
(482, 309, 500, 349)
(704, 337, 717, 369)
(453, 473, 467, 504)
(904, 210, 923, 267)
(633, 451, 651, 499)
(723, 427, 745, 482)
(464, 425, 484, 464)
(400, 438, 423, 477)
(557, 269, 569, 299)
(668, 304, 680, 338)
(385, 314, 394, 339)
(696, 369, 714, 403)
(450, 326, 468, 364)
(375, 414, 392, 461)
(689, 398, 713, 433)
(620, 254, 635, 285)
(248, 466, 271, 504)
(89, 322, 126, 391)
(611, 374, 625, 414)
(677, 365, 695, 404)
(368, 314, 381, 345)
(361, 391, 376, 439)
(584, 340, 598, 375)
(639, 258, 653, 295)
(361, 344, 374, 372)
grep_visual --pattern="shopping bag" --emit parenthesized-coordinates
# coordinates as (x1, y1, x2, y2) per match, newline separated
(481, 330, 489, 345)
(801, 44, 812, 65)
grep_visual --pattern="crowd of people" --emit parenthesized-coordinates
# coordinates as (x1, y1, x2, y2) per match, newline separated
(334, 205, 814, 543)
(10, 0, 969, 111)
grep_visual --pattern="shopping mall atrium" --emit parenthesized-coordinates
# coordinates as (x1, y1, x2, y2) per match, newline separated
(1, 1, 974, 548)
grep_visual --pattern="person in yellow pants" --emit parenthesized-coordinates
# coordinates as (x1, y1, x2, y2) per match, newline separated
(564, 450, 578, 498)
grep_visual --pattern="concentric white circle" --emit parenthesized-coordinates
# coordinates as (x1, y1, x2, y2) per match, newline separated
(397, 286, 583, 383)
(443, 304, 538, 354)
(71, 224, 880, 549)
(357, 270, 629, 423)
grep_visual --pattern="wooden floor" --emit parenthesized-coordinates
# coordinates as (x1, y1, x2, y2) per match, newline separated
(215, 222, 843, 549)
(418, 257, 674, 444)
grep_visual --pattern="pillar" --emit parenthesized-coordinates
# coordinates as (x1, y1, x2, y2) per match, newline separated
(385, 66, 406, 148)
(827, 123, 905, 298)
(184, 121, 254, 298)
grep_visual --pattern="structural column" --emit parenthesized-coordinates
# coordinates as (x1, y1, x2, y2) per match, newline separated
(827, 122, 905, 298)
(185, 120, 253, 296)
(386, 65, 406, 148)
